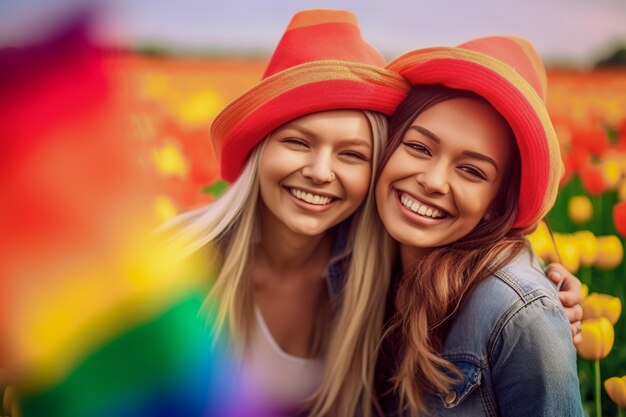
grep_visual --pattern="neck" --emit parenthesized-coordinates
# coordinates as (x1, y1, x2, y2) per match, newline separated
(256, 203, 334, 272)
(399, 244, 431, 275)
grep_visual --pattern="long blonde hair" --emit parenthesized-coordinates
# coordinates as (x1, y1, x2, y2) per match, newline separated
(159, 110, 392, 416)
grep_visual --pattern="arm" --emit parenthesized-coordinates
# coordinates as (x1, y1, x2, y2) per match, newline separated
(490, 296, 584, 417)
(544, 263, 583, 344)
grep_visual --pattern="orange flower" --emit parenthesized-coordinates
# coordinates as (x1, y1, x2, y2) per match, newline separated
(595, 235, 624, 270)
(582, 293, 622, 325)
(576, 317, 615, 361)
(604, 376, 626, 409)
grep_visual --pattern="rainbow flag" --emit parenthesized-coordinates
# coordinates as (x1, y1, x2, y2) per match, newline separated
(1, 15, 266, 417)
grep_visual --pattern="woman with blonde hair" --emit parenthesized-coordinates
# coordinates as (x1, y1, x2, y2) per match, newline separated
(160, 9, 409, 416)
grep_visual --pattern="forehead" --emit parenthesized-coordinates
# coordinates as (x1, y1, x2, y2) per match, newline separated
(411, 98, 513, 162)
(275, 110, 372, 141)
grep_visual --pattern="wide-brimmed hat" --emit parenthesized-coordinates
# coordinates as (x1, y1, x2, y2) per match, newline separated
(211, 9, 410, 182)
(387, 36, 562, 230)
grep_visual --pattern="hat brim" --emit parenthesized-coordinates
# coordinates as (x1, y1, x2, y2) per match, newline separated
(212, 60, 409, 182)
(387, 48, 562, 229)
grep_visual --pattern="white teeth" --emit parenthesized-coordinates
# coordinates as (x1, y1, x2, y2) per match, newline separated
(400, 192, 444, 219)
(289, 188, 333, 206)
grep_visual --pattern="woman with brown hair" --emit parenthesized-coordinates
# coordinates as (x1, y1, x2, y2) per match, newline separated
(375, 37, 585, 416)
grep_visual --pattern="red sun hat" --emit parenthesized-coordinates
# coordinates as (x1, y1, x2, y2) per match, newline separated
(387, 36, 563, 230)
(211, 9, 410, 182)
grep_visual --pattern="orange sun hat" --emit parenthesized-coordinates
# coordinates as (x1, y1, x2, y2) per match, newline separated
(387, 36, 563, 230)
(211, 9, 410, 182)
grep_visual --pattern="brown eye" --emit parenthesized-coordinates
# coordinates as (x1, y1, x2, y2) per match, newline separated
(459, 165, 487, 180)
(403, 141, 431, 156)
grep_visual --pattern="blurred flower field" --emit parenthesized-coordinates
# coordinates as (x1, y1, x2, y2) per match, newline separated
(126, 54, 626, 416)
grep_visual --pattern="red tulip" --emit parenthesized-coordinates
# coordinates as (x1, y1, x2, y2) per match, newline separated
(571, 126, 610, 156)
(569, 145, 591, 172)
(614, 201, 626, 238)
(580, 163, 608, 196)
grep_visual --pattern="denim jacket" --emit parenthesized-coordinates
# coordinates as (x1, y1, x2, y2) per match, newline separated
(413, 248, 583, 417)
(327, 227, 583, 416)
(324, 220, 352, 308)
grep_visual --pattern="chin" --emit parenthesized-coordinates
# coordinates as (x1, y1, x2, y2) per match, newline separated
(288, 221, 331, 237)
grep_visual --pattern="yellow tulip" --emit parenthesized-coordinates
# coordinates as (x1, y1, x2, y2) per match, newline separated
(605, 376, 626, 409)
(576, 317, 615, 361)
(527, 232, 552, 261)
(601, 159, 622, 190)
(595, 235, 624, 270)
(582, 293, 622, 325)
(572, 230, 599, 267)
(535, 220, 550, 237)
(152, 141, 188, 178)
(172, 91, 223, 126)
(526, 221, 554, 260)
(568, 195, 593, 224)
(553, 235, 580, 274)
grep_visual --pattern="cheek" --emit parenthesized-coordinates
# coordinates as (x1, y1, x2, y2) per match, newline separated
(457, 183, 498, 217)
(342, 165, 372, 202)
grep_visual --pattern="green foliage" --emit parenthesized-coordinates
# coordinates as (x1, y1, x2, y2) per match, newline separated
(202, 180, 229, 197)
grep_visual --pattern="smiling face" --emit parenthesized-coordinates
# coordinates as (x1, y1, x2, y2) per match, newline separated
(375, 97, 513, 252)
(258, 110, 373, 237)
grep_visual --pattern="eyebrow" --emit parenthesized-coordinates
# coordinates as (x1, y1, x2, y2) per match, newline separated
(407, 125, 499, 172)
(280, 123, 372, 148)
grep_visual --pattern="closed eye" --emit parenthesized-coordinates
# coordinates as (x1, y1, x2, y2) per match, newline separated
(281, 138, 309, 148)
(403, 141, 431, 156)
(341, 150, 369, 162)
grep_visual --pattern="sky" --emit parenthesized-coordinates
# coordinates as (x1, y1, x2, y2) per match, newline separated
(1, 0, 626, 67)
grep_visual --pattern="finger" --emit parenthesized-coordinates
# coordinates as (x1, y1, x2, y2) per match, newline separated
(563, 303, 583, 322)
(558, 287, 583, 307)
(546, 263, 582, 291)
(569, 323, 577, 340)
(545, 264, 564, 286)
(573, 332, 583, 346)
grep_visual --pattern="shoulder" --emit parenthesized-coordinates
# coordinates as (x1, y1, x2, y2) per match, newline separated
(465, 248, 557, 318)
(443, 248, 562, 356)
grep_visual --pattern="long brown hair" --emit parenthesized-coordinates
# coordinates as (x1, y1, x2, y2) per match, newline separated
(381, 85, 527, 415)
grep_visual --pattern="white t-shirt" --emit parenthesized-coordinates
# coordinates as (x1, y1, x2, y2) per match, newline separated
(239, 306, 325, 413)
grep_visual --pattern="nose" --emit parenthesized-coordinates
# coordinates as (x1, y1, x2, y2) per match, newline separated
(415, 161, 450, 195)
(302, 150, 335, 184)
